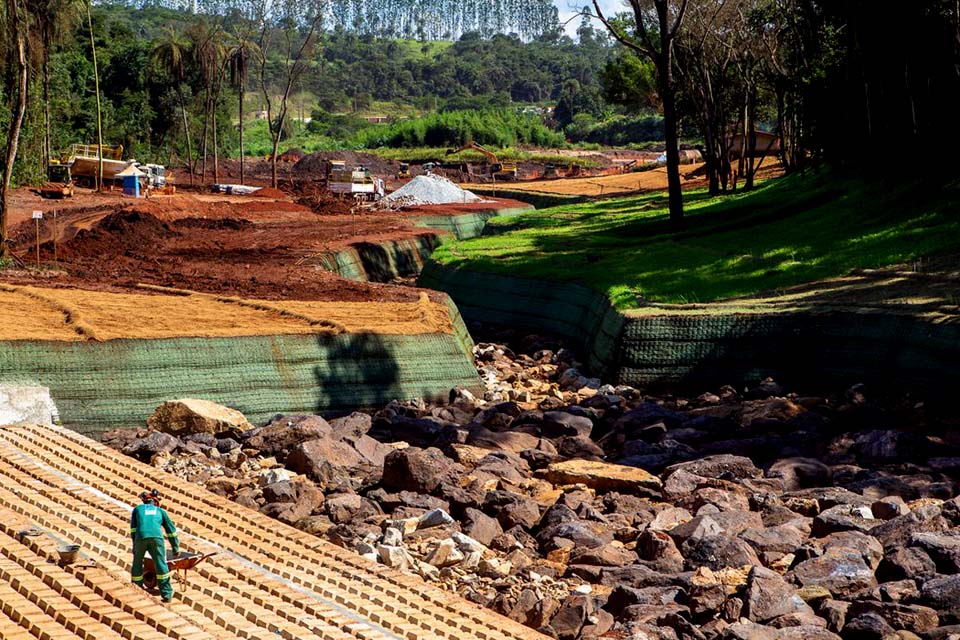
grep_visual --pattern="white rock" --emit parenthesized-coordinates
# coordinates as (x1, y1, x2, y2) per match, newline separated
(382, 527, 403, 547)
(426, 539, 465, 568)
(452, 532, 488, 555)
(0, 385, 59, 426)
(258, 468, 291, 487)
(382, 174, 485, 207)
(418, 508, 455, 529)
(460, 550, 482, 570)
(377, 545, 411, 570)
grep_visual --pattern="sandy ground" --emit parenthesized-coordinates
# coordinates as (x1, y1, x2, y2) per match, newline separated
(0, 285, 454, 341)
(469, 161, 784, 197)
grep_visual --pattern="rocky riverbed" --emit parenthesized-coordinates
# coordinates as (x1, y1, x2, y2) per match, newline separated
(105, 338, 960, 640)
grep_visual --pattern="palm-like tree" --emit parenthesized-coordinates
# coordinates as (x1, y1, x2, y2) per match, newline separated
(152, 27, 195, 185)
(189, 20, 226, 184)
(227, 32, 257, 185)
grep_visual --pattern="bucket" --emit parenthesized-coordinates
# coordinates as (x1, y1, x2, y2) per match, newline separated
(57, 543, 81, 565)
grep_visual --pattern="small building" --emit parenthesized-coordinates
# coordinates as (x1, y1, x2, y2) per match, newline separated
(116, 163, 146, 197)
(727, 131, 781, 159)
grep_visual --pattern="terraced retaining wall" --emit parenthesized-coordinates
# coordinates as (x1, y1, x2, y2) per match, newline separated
(0, 325, 481, 437)
(315, 207, 532, 282)
(420, 261, 960, 394)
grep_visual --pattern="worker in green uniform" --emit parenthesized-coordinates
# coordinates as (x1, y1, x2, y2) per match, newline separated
(130, 488, 180, 602)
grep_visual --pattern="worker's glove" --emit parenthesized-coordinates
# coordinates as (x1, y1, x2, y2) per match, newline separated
(171, 543, 181, 556)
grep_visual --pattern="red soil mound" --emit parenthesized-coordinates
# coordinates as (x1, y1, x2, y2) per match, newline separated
(251, 187, 288, 198)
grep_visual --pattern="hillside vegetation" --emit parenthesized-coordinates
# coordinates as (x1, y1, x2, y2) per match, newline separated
(433, 173, 960, 308)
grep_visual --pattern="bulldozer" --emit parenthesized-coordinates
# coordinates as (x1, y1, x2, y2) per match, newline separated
(446, 142, 517, 180)
(40, 163, 75, 199)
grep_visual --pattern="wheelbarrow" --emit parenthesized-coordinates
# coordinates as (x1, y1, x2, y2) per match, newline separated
(142, 551, 216, 589)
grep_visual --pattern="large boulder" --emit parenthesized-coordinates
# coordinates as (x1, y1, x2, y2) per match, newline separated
(792, 548, 878, 598)
(148, 398, 252, 436)
(121, 431, 179, 461)
(381, 447, 461, 494)
(242, 414, 332, 458)
(663, 454, 762, 481)
(744, 566, 811, 623)
(260, 478, 324, 526)
(913, 574, 960, 617)
(543, 460, 662, 497)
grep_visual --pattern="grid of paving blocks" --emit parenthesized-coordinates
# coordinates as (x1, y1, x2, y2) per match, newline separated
(0, 423, 548, 640)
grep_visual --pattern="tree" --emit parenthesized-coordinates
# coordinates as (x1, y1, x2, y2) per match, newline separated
(0, 0, 30, 259)
(32, 0, 82, 170)
(189, 19, 227, 184)
(256, 2, 325, 188)
(152, 27, 195, 185)
(227, 30, 256, 184)
(84, 0, 105, 191)
(675, 0, 736, 195)
(591, 0, 691, 227)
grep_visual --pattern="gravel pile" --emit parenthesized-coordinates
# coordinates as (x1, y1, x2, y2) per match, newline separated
(383, 174, 486, 207)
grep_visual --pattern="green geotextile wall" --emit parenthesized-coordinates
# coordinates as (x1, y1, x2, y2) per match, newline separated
(315, 235, 442, 282)
(315, 207, 533, 283)
(419, 263, 625, 378)
(414, 207, 533, 240)
(0, 330, 482, 437)
(420, 261, 960, 393)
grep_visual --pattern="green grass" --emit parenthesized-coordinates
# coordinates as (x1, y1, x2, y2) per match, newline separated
(432, 169, 960, 309)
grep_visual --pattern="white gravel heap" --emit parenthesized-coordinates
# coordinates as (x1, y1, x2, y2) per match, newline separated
(383, 174, 486, 207)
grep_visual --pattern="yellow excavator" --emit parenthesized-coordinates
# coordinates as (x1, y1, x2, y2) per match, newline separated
(445, 142, 517, 180)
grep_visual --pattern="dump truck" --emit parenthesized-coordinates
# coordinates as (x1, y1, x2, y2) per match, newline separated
(51, 144, 129, 187)
(397, 162, 411, 179)
(47, 144, 171, 193)
(327, 161, 385, 201)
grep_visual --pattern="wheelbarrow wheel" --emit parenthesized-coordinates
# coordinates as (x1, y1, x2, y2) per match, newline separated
(143, 570, 157, 589)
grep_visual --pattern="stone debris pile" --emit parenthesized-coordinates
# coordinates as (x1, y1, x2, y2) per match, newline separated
(107, 338, 960, 640)
(382, 174, 486, 207)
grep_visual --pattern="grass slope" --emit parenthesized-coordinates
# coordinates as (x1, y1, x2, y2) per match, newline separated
(433, 169, 960, 309)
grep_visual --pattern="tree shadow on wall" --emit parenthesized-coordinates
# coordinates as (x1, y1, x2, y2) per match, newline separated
(313, 332, 402, 412)
(354, 235, 440, 282)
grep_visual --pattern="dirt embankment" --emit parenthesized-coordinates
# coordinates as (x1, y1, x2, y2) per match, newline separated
(2, 187, 527, 303)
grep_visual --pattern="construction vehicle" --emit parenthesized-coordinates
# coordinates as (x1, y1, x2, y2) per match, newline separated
(397, 162, 411, 179)
(50, 144, 128, 187)
(138, 163, 172, 192)
(47, 144, 172, 193)
(39, 163, 75, 199)
(445, 142, 517, 180)
(326, 161, 385, 201)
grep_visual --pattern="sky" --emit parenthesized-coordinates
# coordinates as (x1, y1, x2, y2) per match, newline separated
(554, 0, 623, 37)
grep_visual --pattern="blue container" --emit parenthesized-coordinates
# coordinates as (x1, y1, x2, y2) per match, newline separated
(123, 174, 140, 197)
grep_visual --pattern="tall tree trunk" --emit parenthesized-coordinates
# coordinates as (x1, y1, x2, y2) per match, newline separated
(87, 0, 104, 192)
(213, 110, 219, 184)
(1, 22, 28, 260)
(176, 87, 194, 186)
(239, 71, 245, 185)
(659, 57, 684, 228)
(270, 119, 282, 188)
(745, 83, 757, 191)
(200, 90, 210, 185)
(43, 49, 51, 170)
